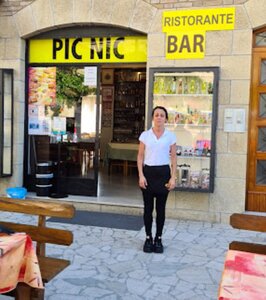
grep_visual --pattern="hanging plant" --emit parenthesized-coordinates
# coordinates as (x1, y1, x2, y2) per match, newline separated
(56, 67, 90, 109)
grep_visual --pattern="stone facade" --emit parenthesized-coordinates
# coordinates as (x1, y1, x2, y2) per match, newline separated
(0, 0, 33, 16)
(147, 0, 248, 9)
(0, 0, 249, 17)
(0, 0, 264, 223)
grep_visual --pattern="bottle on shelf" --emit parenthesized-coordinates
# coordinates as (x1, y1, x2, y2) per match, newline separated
(73, 127, 78, 143)
(177, 78, 183, 94)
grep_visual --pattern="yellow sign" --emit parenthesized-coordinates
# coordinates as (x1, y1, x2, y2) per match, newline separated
(29, 36, 147, 63)
(166, 31, 205, 59)
(163, 7, 235, 59)
(163, 7, 235, 32)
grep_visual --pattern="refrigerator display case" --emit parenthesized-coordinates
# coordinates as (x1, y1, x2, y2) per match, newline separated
(149, 67, 219, 192)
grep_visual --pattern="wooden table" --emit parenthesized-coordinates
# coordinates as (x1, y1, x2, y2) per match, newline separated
(106, 143, 139, 176)
(0, 232, 43, 296)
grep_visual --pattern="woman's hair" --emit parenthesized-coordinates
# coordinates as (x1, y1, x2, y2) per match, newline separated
(152, 106, 168, 120)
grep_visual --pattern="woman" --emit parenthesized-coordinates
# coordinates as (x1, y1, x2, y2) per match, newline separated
(137, 106, 176, 253)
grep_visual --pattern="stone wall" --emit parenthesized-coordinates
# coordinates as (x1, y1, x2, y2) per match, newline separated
(0, 0, 249, 17)
(146, 0, 248, 9)
(0, 0, 34, 16)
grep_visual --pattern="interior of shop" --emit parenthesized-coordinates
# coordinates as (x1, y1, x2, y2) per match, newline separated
(26, 65, 146, 201)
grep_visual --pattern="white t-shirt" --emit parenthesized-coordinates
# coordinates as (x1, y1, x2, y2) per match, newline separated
(139, 128, 176, 166)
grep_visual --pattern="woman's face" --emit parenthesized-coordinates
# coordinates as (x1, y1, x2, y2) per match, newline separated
(152, 108, 167, 126)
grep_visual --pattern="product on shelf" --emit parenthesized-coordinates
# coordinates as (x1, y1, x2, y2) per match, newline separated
(201, 168, 210, 189)
(190, 171, 201, 189)
(176, 164, 191, 187)
(152, 69, 217, 192)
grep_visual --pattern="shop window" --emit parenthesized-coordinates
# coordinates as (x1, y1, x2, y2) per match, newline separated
(149, 67, 219, 193)
(0, 69, 13, 177)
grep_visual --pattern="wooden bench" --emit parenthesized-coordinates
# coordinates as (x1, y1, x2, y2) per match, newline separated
(229, 213, 266, 254)
(0, 196, 75, 300)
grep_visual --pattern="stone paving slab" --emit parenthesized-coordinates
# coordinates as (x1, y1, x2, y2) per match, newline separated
(0, 212, 265, 299)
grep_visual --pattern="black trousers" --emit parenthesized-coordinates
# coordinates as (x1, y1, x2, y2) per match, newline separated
(141, 165, 170, 238)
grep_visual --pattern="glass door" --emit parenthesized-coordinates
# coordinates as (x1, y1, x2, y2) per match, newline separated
(26, 66, 100, 196)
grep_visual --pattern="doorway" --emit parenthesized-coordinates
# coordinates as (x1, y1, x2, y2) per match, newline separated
(247, 28, 266, 211)
(25, 65, 146, 199)
(26, 66, 100, 196)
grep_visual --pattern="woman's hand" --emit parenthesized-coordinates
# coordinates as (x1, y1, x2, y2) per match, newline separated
(166, 177, 176, 190)
(139, 175, 147, 189)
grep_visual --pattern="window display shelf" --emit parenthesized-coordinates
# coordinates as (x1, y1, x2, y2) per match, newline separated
(166, 124, 211, 128)
(112, 73, 145, 143)
(150, 67, 219, 193)
(154, 94, 213, 97)
(177, 155, 210, 159)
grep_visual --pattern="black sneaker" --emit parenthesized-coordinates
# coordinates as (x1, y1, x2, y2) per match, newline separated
(154, 237, 164, 253)
(143, 237, 153, 253)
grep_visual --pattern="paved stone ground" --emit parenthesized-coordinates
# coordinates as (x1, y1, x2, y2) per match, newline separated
(0, 211, 265, 300)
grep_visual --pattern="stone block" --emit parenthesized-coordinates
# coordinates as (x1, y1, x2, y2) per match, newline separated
(14, 80, 25, 104)
(8, 166, 24, 187)
(174, 56, 221, 67)
(73, 0, 92, 23)
(218, 80, 231, 105)
(230, 80, 250, 105)
(166, 208, 220, 223)
(5, 38, 24, 60)
(228, 132, 247, 154)
(174, 192, 210, 211)
(149, 9, 162, 33)
(244, 0, 266, 29)
(206, 31, 233, 56)
(148, 33, 165, 57)
(209, 178, 246, 213)
(110, 0, 136, 27)
(216, 153, 246, 179)
(130, 0, 157, 33)
(216, 130, 228, 154)
(32, 0, 54, 31)
(14, 5, 36, 37)
(167, 192, 176, 209)
(13, 121, 25, 146)
(51, 0, 73, 27)
(220, 55, 251, 80)
(0, 40, 5, 59)
(0, 17, 18, 38)
(148, 55, 221, 68)
(91, 0, 113, 24)
(147, 57, 176, 68)
(14, 102, 26, 124)
(232, 30, 252, 55)
(13, 142, 24, 164)
(223, 0, 234, 4)
(0, 60, 24, 82)
(217, 105, 225, 130)
(220, 213, 231, 224)
(234, 5, 251, 30)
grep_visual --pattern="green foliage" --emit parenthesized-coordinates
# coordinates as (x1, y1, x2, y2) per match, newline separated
(56, 67, 90, 108)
